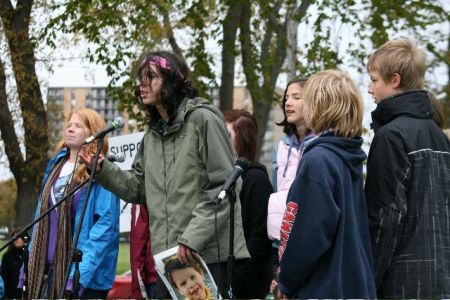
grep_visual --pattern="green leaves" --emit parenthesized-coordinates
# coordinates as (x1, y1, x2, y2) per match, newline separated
(38, 0, 449, 131)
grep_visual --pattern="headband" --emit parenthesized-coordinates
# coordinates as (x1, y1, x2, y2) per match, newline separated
(141, 55, 184, 79)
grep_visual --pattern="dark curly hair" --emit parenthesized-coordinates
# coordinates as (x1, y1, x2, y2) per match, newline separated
(135, 51, 198, 123)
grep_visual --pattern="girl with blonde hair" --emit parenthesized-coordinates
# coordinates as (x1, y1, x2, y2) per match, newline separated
(278, 70, 376, 298)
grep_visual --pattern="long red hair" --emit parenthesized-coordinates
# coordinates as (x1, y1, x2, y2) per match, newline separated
(56, 108, 109, 182)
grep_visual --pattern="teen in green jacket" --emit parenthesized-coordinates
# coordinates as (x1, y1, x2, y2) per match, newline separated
(80, 51, 249, 298)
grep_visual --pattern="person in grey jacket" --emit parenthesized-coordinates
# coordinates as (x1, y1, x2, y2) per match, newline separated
(80, 51, 249, 298)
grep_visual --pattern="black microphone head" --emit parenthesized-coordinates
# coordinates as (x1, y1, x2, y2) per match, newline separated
(112, 117, 125, 129)
(107, 153, 126, 162)
(20, 232, 30, 243)
(235, 158, 250, 172)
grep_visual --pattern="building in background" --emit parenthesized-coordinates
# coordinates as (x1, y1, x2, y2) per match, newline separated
(47, 85, 283, 175)
(47, 86, 125, 147)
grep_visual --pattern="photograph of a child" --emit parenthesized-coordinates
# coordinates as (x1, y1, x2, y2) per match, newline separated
(154, 247, 220, 300)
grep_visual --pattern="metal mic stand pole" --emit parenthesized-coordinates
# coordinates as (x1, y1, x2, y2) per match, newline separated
(21, 234, 30, 299)
(59, 137, 104, 298)
(227, 184, 236, 299)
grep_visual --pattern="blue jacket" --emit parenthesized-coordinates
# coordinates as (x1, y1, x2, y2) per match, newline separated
(278, 133, 376, 298)
(31, 148, 120, 290)
(0, 265, 4, 299)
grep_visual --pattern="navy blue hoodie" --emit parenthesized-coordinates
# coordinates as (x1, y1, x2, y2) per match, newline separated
(278, 133, 376, 298)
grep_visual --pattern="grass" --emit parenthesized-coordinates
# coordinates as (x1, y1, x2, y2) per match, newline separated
(0, 240, 130, 276)
(0, 239, 6, 261)
(116, 242, 131, 275)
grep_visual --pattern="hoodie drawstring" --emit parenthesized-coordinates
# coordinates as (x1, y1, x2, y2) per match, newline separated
(282, 142, 294, 178)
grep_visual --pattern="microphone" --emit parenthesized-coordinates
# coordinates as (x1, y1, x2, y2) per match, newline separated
(217, 158, 250, 202)
(83, 117, 125, 145)
(107, 153, 125, 163)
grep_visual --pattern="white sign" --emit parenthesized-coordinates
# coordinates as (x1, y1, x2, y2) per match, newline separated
(108, 131, 145, 232)
(108, 131, 145, 170)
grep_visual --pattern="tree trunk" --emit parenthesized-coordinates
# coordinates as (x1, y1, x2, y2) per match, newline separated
(286, 19, 298, 81)
(219, 1, 242, 111)
(239, 0, 287, 158)
(15, 180, 40, 227)
(0, 0, 49, 227)
(253, 99, 273, 159)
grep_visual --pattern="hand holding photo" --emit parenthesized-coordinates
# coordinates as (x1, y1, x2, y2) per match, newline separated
(154, 247, 221, 300)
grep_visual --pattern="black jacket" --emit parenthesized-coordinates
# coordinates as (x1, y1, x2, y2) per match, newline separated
(233, 162, 273, 299)
(1, 246, 24, 299)
(365, 90, 450, 298)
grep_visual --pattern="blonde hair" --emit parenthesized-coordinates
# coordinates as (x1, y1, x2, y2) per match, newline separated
(367, 38, 426, 90)
(303, 70, 364, 138)
(56, 108, 109, 183)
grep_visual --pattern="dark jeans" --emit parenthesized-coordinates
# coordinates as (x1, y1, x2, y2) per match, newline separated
(146, 282, 157, 299)
(81, 288, 109, 299)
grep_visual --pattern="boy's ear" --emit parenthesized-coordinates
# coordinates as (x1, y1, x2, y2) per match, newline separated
(391, 73, 401, 89)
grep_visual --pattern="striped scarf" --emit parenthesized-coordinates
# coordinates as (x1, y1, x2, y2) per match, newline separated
(27, 157, 75, 299)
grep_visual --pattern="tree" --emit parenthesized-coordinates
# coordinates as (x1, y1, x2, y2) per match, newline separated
(0, 0, 49, 227)
(427, 30, 450, 127)
(219, 0, 242, 111)
(0, 179, 17, 229)
(43, 0, 448, 155)
(239, 0, 314, 153)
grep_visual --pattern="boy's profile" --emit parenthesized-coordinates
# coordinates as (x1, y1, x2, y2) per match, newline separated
(365, 38, 450, 298)
(164, 257, 212, 300)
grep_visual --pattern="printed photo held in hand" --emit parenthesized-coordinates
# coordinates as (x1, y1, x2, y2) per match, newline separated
(154, 247, 220, 300)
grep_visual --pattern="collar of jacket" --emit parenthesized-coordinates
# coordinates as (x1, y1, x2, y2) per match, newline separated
(149, 97, 213, 136)
(47, 148, 69, 169)
(370, 89, 433, 133)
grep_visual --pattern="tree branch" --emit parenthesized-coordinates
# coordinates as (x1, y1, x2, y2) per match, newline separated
(240, 0, 261, 99)
(0, 57, 25, 179)
(160, 7, 183, 58)
(0, 0, 13, 19)
(219, 0, 242, 110)
(260, 0, 283, 69)
(292, 0, 313, 20)
(16, 0, 34, 28)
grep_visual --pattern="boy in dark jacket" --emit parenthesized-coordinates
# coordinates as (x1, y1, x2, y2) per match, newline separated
(365, 38, 450, 298)
(278, 70, 376, 298)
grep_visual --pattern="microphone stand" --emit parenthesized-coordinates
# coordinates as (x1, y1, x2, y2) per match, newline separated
(59, 137, 105, 298)
(0, 178, 90, 297)
(216, 184, 237, 299)
(227, 185, 236, 299)
(20, 234, 29, 299)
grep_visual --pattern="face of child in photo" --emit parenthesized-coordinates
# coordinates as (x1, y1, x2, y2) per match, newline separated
(171, 267, 207, 300)
(368, 70, 399, 104)
(284, 82, 305, 126)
